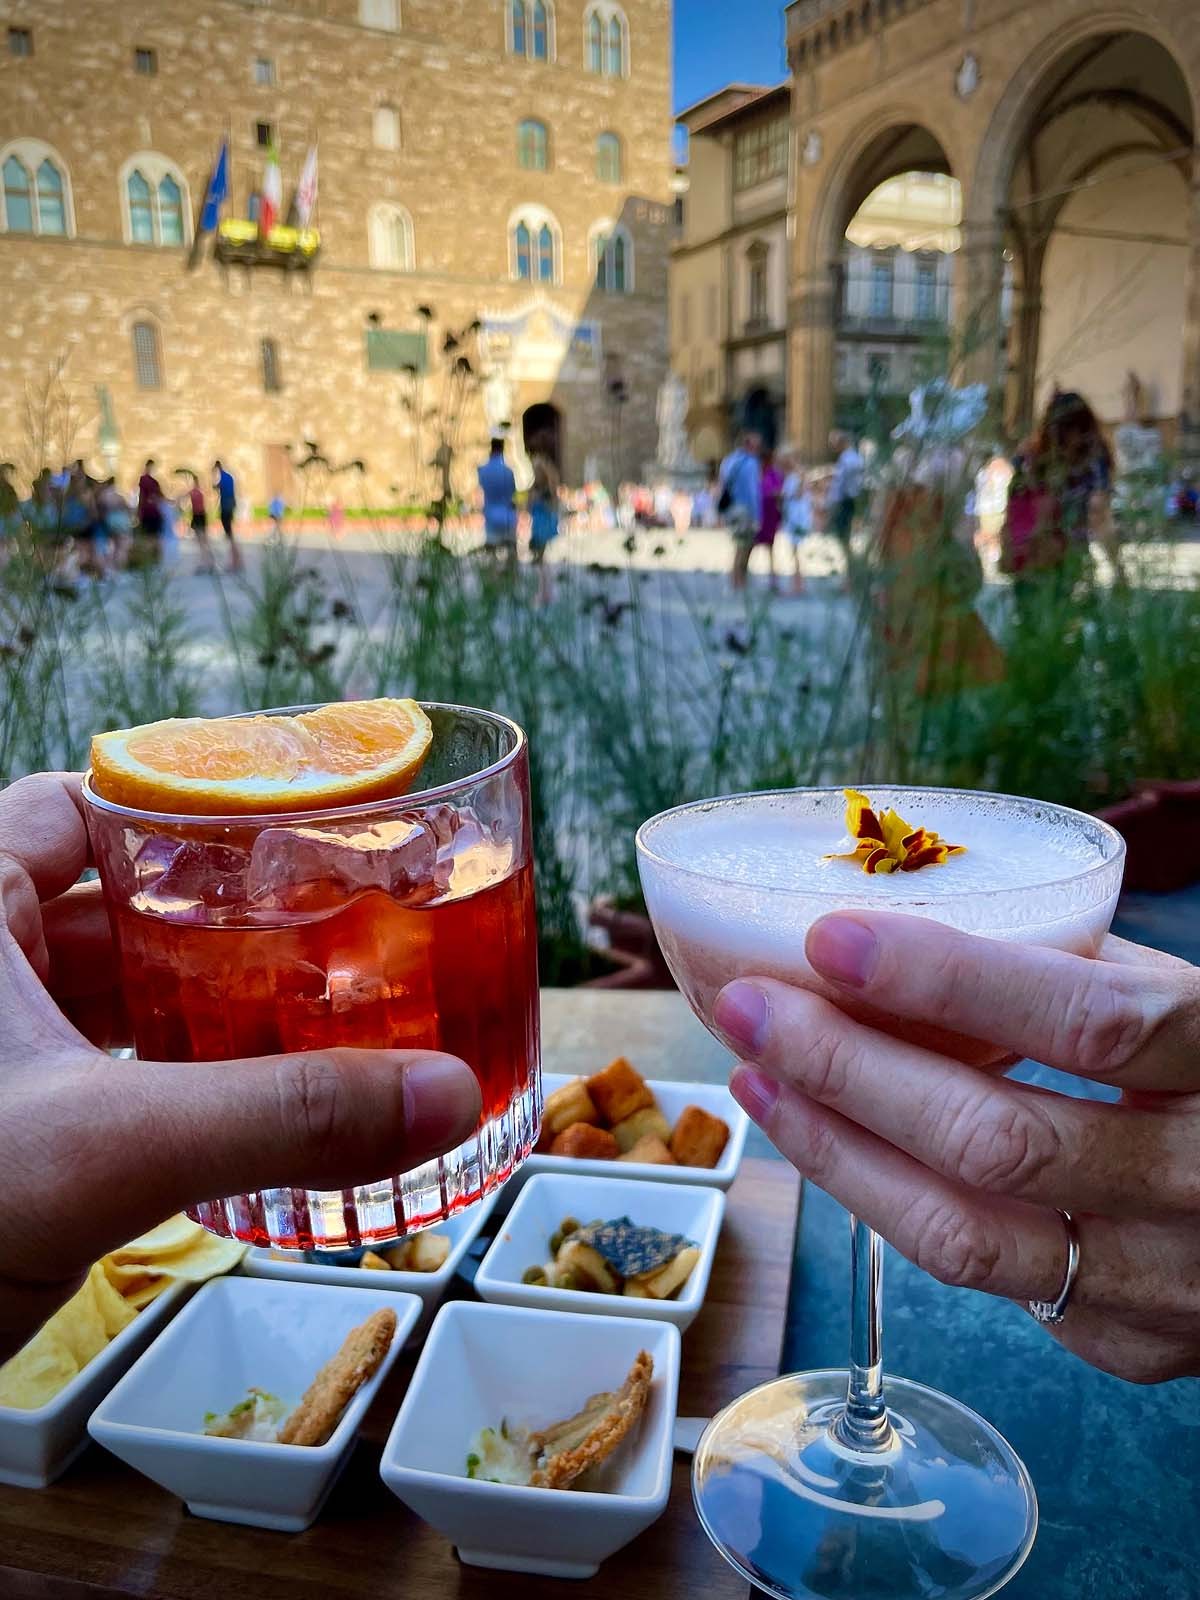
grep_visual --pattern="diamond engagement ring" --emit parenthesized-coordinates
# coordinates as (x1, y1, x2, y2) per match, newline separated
(1028, 1209, 1081, 1325)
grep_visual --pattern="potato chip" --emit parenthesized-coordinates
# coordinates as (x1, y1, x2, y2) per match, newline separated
(106, 1215, 211, 1264)
(88, 1262, 138, 1339)
(0, 1216, 245, 1410)
(106, 1219, 245, 1286)
(0, 1329, 79, 1410)
(50, 1278, 109, 1370)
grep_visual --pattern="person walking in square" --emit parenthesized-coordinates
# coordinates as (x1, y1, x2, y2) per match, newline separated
(827, 429, 865, 586)
(756, 447, 784, 593)
(187, 473, 215, 574)
(719, 431, 762, 591)
(781, 456, 815, 595)
(136, 459, 163, 545)
(477, 436, 518, 570)
(213, 459, 242, 573)
(527, 448, 560, 605)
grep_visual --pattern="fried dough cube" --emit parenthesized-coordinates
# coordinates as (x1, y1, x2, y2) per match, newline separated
(359, 1249, 392, 1271)
(622, 1280, 651, 1298)
(611, 1106, 672, 1153)
(555, 1239, 619, 1294)
(404, 1232, 451, 1273)
(586, 1057, 654, 1127)
(550, 1122, 620, 1161)
(670, 1104, 730, 1170)
(542, 1078, 601, 1141)
(638, 1245, 701, 1300)
(617, 1134, 677, 1166)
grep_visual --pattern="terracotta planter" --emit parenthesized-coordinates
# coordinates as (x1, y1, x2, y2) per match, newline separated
(585, 898, 676, 989)
(1097, 779, 1200, 893)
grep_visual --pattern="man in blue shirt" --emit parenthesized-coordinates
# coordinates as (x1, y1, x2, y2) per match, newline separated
(719, 431, 762, 590)
(477, 437, 517, 565)
(212, 459, 242, 573)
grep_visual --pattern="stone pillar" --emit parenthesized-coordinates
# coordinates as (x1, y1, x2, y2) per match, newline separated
(1009, 237, 1047, 441)
(1179, 170, 1200, 453)
(788, 268, 838, 462)
(955, 217, 1007, 395)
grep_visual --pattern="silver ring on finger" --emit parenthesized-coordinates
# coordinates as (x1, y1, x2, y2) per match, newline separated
(1028, 1209, 1081, 1326)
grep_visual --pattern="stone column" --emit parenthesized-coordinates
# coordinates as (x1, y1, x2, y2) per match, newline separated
(955, 217, 1007, 394)
(1009, 236, 1047, 441)
(1179, 170, 1200, 453)
(788, 268, 838, 462)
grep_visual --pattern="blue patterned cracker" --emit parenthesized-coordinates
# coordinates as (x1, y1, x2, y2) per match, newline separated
(574, 1217, 693, 1277)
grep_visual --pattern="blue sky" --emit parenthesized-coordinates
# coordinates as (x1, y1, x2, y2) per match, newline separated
(674, 0, 788, 114)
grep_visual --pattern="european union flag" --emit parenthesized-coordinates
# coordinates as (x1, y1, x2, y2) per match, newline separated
(199, 141, 229, 234)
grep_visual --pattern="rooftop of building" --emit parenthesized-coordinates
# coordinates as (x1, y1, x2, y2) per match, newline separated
(676, 81, 790, 134)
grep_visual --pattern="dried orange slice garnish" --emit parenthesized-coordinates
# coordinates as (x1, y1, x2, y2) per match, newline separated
(826, 788, 965, 874)
(90, 698, 433, 815)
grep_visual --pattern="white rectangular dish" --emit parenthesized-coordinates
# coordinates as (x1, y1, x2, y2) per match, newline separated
(0, 1280, 190, 1489)
(380, 1301, 680, 1578)
(513, 1072, 747, 1193)
(475, 1172, 724, 1333)
(89, 1276, 416, 1531)
(241, 1190, 497, 1337)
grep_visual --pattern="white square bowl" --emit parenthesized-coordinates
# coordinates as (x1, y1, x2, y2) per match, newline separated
(88, 1276, 417, 1531)
(475, 1172, 725, 1333)
(241, 1189, 498, 1337)
(0, 1280, 190, 1489)
(380, 1301, 681, 1578)
(517, 1073, 748, 1192)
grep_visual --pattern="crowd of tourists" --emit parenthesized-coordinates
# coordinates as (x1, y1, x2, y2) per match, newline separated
(0, 457, 243, 582)
(715, 427, 861, 594)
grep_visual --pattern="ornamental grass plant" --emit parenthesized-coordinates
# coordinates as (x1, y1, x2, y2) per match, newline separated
(1, 455, 1198, 980)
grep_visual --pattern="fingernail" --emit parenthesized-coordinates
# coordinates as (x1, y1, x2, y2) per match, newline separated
(807, 914, 878, 988)
(731, 1064, 780, 1127)
(714, 981, 769, 1053)
(401, 1055, 481, 1150)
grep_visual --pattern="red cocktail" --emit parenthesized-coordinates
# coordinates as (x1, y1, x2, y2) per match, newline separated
(85, 701, 540, 1249)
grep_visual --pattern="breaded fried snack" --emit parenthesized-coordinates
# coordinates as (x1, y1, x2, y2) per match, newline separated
(585, 1057, 654, 1126)
(549, 1122, 620, 1160)
(276, 1307, 397, 1446)
(669, 1103, 730, 1169)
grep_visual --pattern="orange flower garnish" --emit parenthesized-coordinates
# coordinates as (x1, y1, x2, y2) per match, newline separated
(826, 789, 966, 875)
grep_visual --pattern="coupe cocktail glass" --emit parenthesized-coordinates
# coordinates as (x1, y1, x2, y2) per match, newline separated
(84, 702, 540, 1251)
(637, 787, 1125, 1600)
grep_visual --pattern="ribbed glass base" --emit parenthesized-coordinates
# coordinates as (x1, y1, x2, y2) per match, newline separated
(187, 1074, 542, 1249)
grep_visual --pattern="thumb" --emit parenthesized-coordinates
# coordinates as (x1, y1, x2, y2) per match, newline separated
(95, 1046, 483, 1231)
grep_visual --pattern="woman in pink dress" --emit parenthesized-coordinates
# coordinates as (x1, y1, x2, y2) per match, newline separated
(755, 449, 784, 592)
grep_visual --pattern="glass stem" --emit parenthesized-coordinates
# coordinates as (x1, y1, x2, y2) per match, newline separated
(836, 1215, 893, 1451)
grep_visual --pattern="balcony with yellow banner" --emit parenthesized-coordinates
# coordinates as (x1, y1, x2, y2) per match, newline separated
(214, 217, 321, 269)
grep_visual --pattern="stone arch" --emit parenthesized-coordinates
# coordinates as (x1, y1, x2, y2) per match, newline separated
(806, 107, 962, 281)
(968, 8, 1197, 231)
(793, 110, 960, 459)
(966, 14, 1197, 433)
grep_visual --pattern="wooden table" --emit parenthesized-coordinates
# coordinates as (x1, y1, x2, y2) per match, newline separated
(1, 994, 801, 1600)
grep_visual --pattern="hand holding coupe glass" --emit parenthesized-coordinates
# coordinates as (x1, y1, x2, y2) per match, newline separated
(717, 912, 1200, 1387)
(635, 784, 1190, 1600)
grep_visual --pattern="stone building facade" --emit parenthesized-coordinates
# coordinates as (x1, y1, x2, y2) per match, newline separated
(785, 0, 1200, 459)
(784, 0, 1200, 460)
(0, 0, 673, 505)
(670, 84, 790, 463)
(837, 168, 958, 422)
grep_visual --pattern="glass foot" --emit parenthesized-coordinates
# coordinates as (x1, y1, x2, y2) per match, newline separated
(692, 1370, 1037, 1600)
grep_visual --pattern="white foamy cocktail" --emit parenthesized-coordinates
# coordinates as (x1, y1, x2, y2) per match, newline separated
(638, 788, 1124, 1061)
(634, 787, 1127, 1600)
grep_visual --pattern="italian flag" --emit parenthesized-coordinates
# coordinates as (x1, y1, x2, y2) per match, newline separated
(259, 144, 283, 237)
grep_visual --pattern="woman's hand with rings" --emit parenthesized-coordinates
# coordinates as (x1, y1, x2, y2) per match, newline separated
(713, 911, 1200, 1384)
